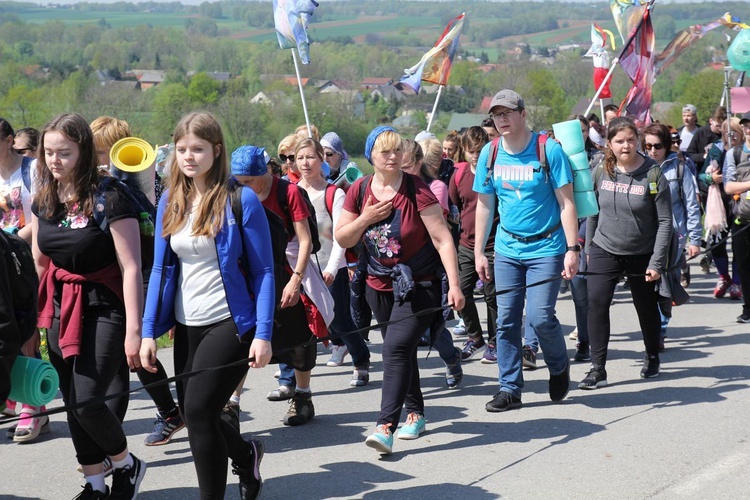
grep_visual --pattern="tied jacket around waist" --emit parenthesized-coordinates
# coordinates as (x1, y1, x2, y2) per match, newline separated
(142, 186, 275, 342)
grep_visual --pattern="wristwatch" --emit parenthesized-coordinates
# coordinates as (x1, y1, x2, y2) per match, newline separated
(566, 245, 581, 252)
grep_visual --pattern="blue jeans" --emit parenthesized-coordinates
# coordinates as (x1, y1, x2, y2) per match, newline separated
(432, 327, 459, 363)
(329, 268, 370, 368)
(494, 253, 568, 398)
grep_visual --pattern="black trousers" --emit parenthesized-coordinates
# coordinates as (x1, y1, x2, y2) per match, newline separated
(587, 243, 661, 368)
(457, 245, 497, 344)
(731, 222, 750, 316)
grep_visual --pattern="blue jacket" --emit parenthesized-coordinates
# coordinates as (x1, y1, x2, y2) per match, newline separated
(142, 186, 275, 341)
(660, 152, 703, 251)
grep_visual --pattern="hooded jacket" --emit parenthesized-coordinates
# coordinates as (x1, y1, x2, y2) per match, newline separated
(586, 155, 673, 273)
(659, 152, 702, 251)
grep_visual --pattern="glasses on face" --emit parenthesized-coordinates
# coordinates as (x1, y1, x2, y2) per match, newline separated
(644, 143, 664, 151)
(279, 154, 295, 163)
(14, 147, 32, 154)
(324, 151, 336, 158)
(490, 110, 518, 120)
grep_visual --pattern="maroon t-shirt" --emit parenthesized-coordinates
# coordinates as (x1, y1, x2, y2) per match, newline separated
(449, 162, 497, 251)
(262, 177, 310, 242)
(343, 174, 438, 291)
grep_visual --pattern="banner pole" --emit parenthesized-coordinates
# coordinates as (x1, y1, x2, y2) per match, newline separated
(585, 58, 619, 117)
(426, 84, 444, 132)
(291, 49, 312, 137)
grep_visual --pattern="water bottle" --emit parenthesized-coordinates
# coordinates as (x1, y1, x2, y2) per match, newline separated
(139, 212, 155, 237)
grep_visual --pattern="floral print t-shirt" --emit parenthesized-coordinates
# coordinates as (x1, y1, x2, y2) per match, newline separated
(0, 157, 34, 231)
(343, 174, 439, 291)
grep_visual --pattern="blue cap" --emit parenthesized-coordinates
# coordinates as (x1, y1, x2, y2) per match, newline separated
(231, 145, 269, 177)
(365, 126, 397, 164)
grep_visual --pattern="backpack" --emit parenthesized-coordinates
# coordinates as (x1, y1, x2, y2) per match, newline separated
(277, 180, 323, 254)
(92, 175, 156, 282)
(731, 147, 750, 222)
(481, 133, 551, 188)
(0, 231, 38, 345)
(230, 182, 288, 305)
(20, 157, 32, 193)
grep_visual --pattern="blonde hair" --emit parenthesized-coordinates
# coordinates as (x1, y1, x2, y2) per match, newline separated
(372, 130, 402, 155)
(723, 117, 743, 142)
(277, 134, 299, 157)
(90, 116, 131, 152)
(295, 124, 320, 142)
(419, 138, 443, 178)
(161, 112, 229, 238)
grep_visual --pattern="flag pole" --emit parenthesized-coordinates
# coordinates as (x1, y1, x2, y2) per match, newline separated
(291, 48, 312, 138)
(584, 0, 656, 118)
(426, 84, 444, 132)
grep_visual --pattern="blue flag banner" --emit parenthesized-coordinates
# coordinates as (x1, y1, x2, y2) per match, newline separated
(273, 0, 319, 64)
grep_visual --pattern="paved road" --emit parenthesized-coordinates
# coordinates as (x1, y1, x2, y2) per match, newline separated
(2, 260, 750, 499)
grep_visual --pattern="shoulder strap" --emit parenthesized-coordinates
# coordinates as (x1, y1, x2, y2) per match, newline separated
(593, 163, 604, 189)
(404, 173, 417, 206)
(20, 157, 32, 193)
(482, 137, 500, 187)
(735, 147, 742, 167)
(647, 165, 660, 196)
(355, 175, 372, 213)
(230, 182, 243, 228)
(453, 162, 468, 190)
(536, 133, 549, 172)
(277, 177, 290, 213)
(324, 183, 337, 218)
(93, 175, 116, 233)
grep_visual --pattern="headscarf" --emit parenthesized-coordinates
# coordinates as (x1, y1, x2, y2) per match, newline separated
(364, 126, 397, 165)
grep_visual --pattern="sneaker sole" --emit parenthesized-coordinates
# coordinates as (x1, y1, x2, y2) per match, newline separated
(485, 401, 522, 413)
(365, 436, 392, 454)
(640, 371, 660, 379)
(144, 422, 186, 446)
(573, 355, 591, 363)
(397, 427, 425, 440)
(578, 380, 608, 390)
(131, 458, 147, 499)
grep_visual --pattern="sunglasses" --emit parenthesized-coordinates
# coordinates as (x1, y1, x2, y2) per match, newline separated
(279, 154, 295, 163)
(324, 152, 336, 158)
(644, 143, 664, 151)
(14, 148, 32, 154)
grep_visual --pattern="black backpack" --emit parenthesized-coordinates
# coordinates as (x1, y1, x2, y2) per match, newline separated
(92, 175, 156, 284)
(230, 182, 289, 305)
(0, 231, 38, 345)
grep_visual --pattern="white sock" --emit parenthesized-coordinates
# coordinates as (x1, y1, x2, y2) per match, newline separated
(295, 386, 311, 394)
(85, 473, 107, 493)
(230, 395, 241, 405)
(112, 453, 134, 470)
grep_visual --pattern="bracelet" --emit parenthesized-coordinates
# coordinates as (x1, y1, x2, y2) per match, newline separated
(293, 270, 303, 279)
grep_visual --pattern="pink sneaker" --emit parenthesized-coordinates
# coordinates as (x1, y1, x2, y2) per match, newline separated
(13, 405, 50, 443)
(714, 276, 731, 298)
(729, 284, 743, 300)
(1, 399, 17, 418)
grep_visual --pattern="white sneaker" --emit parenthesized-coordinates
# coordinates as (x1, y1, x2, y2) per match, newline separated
(327, 345, 349, 366)
(568, 328, 578, 341)
(453, 318, 467, 336)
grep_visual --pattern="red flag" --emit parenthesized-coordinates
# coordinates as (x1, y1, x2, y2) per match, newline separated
(618, 6, 655, 125)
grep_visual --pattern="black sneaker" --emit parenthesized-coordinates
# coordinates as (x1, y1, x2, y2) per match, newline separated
(549, 363, 570, 402)
(485, 391, 522, 413)
(232, 439, 264, 500)
(522, 346, 537, 370)
(73, 484, 109, 499)
(573, 342, 591, 362)
(144, 411, 185, 446)
(283, 391, 315, 426)
(737, 313, 750, 324)
(578, 365, 608, 390)
(109, 454, 146, 500)
(221, 401, 241, 433)
(640, 354, 660, 379)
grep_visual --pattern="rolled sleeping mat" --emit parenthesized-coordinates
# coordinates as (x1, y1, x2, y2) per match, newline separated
(573, 168, 594, 192)
(9, 356, 59, 407)
(574, 190, 599, 218)
(109, 137, 157, 204)
(568, 151, 589, 171)
(552, 119, 585, 156)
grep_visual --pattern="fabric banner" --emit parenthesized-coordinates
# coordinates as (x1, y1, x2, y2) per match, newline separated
(584, 23, 616, 99)
(618, 6, 655, 125)
(610, 0, 649, 44)
(400, 13, 465, 94)
(730, 87, 750, 114)
(273, 0, 319, 65)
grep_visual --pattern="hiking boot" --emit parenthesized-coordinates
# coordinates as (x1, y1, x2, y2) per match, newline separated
(579, 365, 608, 390)
(232, 439, 264, 500)
(640, 354, 660, 379)
(573, 342, 591, 362)
(452, 318, 467, 336)
(145, 411, 185, 446)
(350, 366, 369, 387)
(461, 338, 486, 361)
(221, 401, 240, 433)
(13, 407, 50, 443)
(365, 424, 393, 454)
(109, 454, 146, 500)
(714, 276, 731, 298)
(445, 348, 463, 389)
(481, 343, 497, 364)
(397, 413, 426, 440)
(267, 385, 295, 401)
(485, 391, 522, 412)
(522, 345, 537, 370)
(729, 284, 743, 300)
(72, 484, 109, 500)
(549, 364, 570, 402)
(283, 391, 314, 426)
(326, 345, 349, 367)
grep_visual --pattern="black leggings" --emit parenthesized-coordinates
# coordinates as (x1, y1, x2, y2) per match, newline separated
(47, 307, 129, 466)
(732, 222, 750, 315)
(137, 358, 177, 415)
(366, 283, 441, 427)
(173, 318, 253, 500)
(587, 244, 661, 368)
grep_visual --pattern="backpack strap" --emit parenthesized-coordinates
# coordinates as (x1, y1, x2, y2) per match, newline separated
(537, 133, 549, 173)
(324, 183, 337, 218)
(20, 157, 32, 193)
(92, 175, 116, 233)
(481, 137, 500, 187)
(355, 175, 372, 213)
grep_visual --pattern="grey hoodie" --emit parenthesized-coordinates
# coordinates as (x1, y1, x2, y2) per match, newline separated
(586, 156, 673, 273)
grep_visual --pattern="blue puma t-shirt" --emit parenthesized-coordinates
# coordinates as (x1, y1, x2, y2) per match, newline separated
(473, 132, 573, 259)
